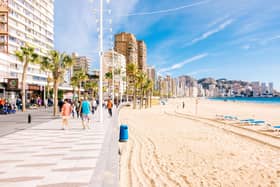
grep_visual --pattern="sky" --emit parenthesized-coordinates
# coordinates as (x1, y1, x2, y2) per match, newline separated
(54, 0, 280, 90)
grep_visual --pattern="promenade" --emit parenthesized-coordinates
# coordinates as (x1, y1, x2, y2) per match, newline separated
(0, 107, 119, 187)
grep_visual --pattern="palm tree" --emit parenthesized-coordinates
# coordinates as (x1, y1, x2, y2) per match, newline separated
(84, 80, 98, 99)
(105, 71, 112, 97)
(126, 63, 137, 109)
(15, 43, 40, 112)
(70, 75, 78, 100)
(145, 79, 153, 108)
(136, 72, 147, 109)
(46, 75, 52, 99)
(71, 71, 88, 101)
(40, 50, 74, 116)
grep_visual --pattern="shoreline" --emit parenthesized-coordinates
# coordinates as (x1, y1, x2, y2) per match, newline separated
(208, 96, 280, 105)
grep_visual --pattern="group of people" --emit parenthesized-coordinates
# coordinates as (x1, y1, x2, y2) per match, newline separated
(60, 97, 114, 130)
(0, 98, 17, 114)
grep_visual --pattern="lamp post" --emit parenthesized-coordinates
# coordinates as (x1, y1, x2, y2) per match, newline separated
(99, 0, 104, 123)
(112, 49, 115, 104)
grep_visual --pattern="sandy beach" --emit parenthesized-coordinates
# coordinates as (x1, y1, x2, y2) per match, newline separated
(119, 98, 280, 187)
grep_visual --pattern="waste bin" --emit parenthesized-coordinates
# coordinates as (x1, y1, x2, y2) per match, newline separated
(119, 124, 128, 142)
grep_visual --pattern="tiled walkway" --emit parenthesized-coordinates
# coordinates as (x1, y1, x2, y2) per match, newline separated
(0, 114, 113, 187)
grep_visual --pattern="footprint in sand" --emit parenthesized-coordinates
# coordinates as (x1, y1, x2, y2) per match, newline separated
(277, 170, 280, 177)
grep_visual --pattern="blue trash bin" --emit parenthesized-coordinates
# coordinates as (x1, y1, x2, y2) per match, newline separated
(119, 124, 128, 142)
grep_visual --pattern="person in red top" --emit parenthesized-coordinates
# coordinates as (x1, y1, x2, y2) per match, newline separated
(107, 98, 113, 117)
(61, 99, 72, 130)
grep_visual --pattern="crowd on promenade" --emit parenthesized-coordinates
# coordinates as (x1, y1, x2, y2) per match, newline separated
(59, 97, 114, 130)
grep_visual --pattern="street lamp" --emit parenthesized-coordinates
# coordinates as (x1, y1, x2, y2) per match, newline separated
(112, 49, 115, 104)
(99, 0, 104, 123)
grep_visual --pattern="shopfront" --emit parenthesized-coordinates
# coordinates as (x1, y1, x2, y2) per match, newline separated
(6, 79, 20, 104)
(27, 84, 44, 105)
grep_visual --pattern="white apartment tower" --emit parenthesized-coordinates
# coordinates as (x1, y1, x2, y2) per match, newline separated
(103, 50, 127, 100)
(0, 0, 54, 100)
(268, 82, 273, 94)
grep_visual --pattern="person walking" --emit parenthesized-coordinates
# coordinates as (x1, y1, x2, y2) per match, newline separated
(79, 97, 91, 129)
(61, 99, 72, 130)
(107, 98, 113, 117)
(58, 99, 64, 112)
(75, 100, 80, 119)
(91, 98, 97, 114)
(71, 102, 76, 118)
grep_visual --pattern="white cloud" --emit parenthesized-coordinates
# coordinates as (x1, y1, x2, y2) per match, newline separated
(241, 44, 251, 50)
(207, 14, 231, 28)
(190, 19, 234, 44)
(239, 34, 280, 50)
(261, 35, 280, 44)
(121, 0, 210, 16)
(158, 53, 208, 74)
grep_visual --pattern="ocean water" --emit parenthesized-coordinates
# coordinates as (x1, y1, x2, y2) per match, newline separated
(209, 97, 280, 104)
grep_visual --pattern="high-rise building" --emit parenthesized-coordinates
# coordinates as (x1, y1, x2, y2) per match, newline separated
(0, 1, 8, 54)
(146, 66, 155, 86)
(268, 82, 274, 94)
(114, 32, 148, 74)
(72, 53, 90, 74)
(0, 0, 54, 101)
(103, 50, 126, 100)
(137, 40, 146, 72)
(251, 81, 260, 96)
(261, 82, 267, 94)
(114, 32, 138, 66)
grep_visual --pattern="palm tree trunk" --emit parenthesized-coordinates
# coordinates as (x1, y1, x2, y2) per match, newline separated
(126, 76, 129, 102)
(47, 83, 50, 99)
(150, 90, 152, 108)
(53, 80, 59, 116)
(78, 84, 81, 101)
(21, 62, 28, 112)
(145, 92, 148, 108)
(72, 87, 76, 101)
(133, 77, 137, 109)
(91, 89, 94, 99)
(140, 87, 144, 109)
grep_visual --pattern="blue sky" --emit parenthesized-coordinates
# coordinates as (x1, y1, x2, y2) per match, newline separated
(54, 0, 280, 90)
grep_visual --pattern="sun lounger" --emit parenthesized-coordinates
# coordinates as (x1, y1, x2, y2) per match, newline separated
(223, 115, 238, 120)
(250, 120, 265, 125)
(273, 126, 280, 134)
(215, 114, 224, 120)
(261, 124, 280, 135)
(239, 119, 255, 124)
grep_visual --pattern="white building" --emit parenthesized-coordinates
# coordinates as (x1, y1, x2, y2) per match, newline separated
(0, 0, 54, 101)
(261, 82, 267, 95)
(268, 82, 274, 94)
(103, 50, 126, 100)
(251, 81, 260, 96)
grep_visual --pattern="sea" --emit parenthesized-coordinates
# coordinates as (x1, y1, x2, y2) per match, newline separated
(209, 97, 280, 105)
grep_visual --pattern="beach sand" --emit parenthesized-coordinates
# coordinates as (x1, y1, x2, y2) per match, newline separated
(118, 98, 280, 187)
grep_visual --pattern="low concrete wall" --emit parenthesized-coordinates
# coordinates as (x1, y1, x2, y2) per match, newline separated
(89, 107, 119, 187)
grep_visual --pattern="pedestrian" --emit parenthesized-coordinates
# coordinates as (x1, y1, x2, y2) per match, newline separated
(61, 99, 72, 130)
(182, 101, 185, 109)
(79, 97, 91, 129)
(75, 101, 80, 118)
(107, 98, 113, 117)
(58, 99, 64, 112)
(71, 102, 76, 118)
(16, 97, 21, 111)
(91, 98, 97, 114)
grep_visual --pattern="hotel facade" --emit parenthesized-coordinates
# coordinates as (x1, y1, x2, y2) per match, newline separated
(103, 50, 126, 100)
(0, 0, 54, 102)
(114, 32, 147, 72)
